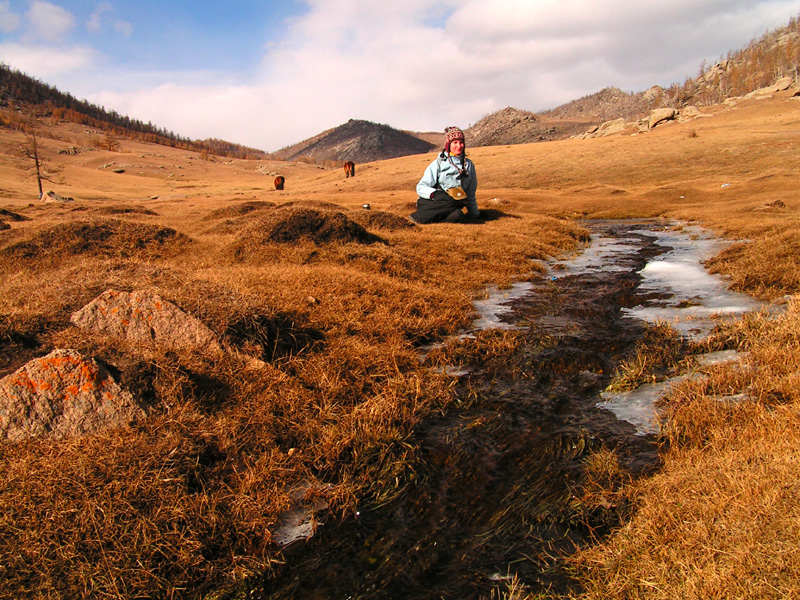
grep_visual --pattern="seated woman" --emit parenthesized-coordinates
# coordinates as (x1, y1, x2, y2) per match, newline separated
(410, 126, 479, 224)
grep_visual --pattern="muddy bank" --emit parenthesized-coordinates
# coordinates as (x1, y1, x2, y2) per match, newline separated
(248, 221, 728, 599)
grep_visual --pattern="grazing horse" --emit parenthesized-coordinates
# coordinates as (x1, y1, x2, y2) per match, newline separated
(274, 176, 285, 190)
(343, 161, 355, 178)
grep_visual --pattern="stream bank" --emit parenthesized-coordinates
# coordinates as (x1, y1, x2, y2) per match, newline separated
(249, 220, 756, 599)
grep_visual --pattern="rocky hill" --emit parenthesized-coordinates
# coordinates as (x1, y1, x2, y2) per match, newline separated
(465, 107, 552, 146)
(273, 119, 437, 164)
(466, 15, 799, 147)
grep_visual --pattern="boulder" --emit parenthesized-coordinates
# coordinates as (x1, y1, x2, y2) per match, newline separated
(70, 289, 224, 354)
(42, 190, 74, 203)
(744, 77, 795, 100)
(649, 108, 677, 129)
(598, 118, 627, 137)
(642, 85, 664, 104)
(0, 349, 144, 441)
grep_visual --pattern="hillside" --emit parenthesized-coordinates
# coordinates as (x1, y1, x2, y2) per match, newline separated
(0, 64, 269, 160)
(273, 119, 437, 164)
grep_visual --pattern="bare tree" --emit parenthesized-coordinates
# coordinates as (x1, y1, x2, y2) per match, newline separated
(14, 110, 61, 198)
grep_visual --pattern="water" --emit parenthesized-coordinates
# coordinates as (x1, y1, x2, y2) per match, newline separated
(470, 221, 763, 436)
(621, 225, 759, 339)
(260, 220, 766, 598)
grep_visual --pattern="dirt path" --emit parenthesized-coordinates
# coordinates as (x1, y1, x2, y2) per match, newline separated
(256, 221, 694, 599)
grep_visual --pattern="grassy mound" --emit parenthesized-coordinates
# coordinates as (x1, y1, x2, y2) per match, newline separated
(227, 208, 383, 260)
(350, 209, 415, 231)
(207, 200, 276, 219)
(0, 218, 192, 263)
(92, 204, 159, 216)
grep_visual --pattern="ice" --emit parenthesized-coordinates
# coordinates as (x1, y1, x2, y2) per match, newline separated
(471, 281, 533, 330)
(598, 377, 686, 436)
(622, 225, 759, 339)
(470, 221, 764, 435)
(550, 235, 640, 276)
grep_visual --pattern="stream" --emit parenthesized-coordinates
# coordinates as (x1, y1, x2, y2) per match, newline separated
(253, 220, 760, 600)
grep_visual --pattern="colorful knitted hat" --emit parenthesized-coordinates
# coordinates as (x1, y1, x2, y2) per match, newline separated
(443, 126, 465, 152)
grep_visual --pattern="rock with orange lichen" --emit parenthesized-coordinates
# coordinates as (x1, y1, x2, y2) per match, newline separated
(0, 349, 145, 441)
(70, 289, 224, 354)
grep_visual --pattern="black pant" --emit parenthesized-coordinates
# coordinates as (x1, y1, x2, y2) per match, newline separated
(410, 191, 465, 224)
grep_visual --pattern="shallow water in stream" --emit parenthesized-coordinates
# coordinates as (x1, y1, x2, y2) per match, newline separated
(253, 220, 762, 600)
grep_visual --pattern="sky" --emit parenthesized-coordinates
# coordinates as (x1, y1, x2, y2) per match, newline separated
(1, 0, 798, 152)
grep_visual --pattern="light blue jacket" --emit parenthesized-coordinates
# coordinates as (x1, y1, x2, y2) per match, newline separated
(416, 152, 479, 217)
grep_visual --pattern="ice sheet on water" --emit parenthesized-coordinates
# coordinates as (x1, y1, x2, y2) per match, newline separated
(549, 235, 641, 276)
(471, 282, 533, 330)
(598, 350, 748, 436)
(469, 221, 764, 435)
(622, 225, 759, 339)
(598, 378, 685, 436)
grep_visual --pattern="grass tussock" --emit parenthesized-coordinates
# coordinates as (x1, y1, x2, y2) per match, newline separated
(605, 322, 688, 392)
(0, 218, 192, 266)
(706, 230, 800, 299)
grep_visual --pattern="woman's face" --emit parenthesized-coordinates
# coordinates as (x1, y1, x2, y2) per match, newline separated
(449, 139, 464, 155)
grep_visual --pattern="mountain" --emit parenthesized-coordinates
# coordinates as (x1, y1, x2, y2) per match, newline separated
(273, 119, 437, 164)
(466, 107, 550, 146)
(2, 12, 797, 162)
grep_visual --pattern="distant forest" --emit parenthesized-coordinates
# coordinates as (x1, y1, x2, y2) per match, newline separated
(0, 63, 269, 159)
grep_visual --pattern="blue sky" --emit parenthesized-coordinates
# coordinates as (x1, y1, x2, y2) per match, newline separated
(1, 1, 798, 151)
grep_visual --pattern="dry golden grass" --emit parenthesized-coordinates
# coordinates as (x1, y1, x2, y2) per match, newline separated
(1, 90, 800, 598)
(573, 302, 800, 600)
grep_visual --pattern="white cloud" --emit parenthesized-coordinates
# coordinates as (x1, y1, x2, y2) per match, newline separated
(0, 0, 20, 34)
(16, 0, 800, 151)
(25, 0, 75, 40)
(113, 20, 132, 38)
(86, 2, 131, 38)
(87, 2, 112, 33)
(0, 42, 98, 77)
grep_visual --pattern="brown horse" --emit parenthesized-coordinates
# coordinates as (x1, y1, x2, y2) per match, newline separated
(274, 176, 285, 190)
(343, 161, 355, 178)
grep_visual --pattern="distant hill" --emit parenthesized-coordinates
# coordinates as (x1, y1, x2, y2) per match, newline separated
(0, 64, 269, 159)
(466, 107, 552, 146)
(273, 119, 437, 164)
(2, 11, 797, 161)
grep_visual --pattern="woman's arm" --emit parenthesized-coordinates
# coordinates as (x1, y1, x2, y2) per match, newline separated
(416, 159, 440, 199)
(464, 162, 479, 217)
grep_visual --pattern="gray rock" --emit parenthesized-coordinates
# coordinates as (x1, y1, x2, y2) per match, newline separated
(70, 289, 224, 354)
(649, 108, 677, 129)
(42, 190, 74, 203)
(0, 349, 144, 441)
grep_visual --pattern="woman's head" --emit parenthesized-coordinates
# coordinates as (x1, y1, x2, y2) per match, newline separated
(444, 126, 465, 155)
